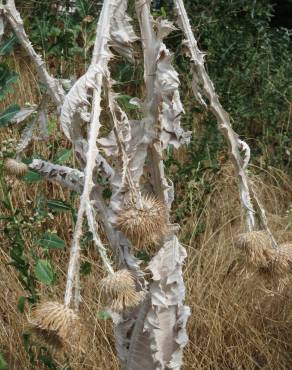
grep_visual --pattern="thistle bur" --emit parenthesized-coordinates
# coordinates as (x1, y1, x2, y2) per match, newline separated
(28, 301, 82, 349)
(235, 230, 275, 268)
(4, 158, 28, 177)
(99, 269, 144, 312)
(117, 194, 168, 249)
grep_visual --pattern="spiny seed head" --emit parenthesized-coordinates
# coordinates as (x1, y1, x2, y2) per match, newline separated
(99, 269, 144, 312)
(263, 242, 292, 276)
(235, 230, 275, 268)
(4, 158, 28, 177)
(28, 301, 82, 349)
(117, 194, 168, 249)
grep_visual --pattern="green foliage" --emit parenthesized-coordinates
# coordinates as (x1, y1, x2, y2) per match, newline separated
(18, 0, 101, 76)
(35, 259, 55, 285)
(0, 104, 20, 127)
(38, 232, 66, 250)
(80, 260, 92, 276)
(0, 64, 19, 101)
(0, 354, 7, 370)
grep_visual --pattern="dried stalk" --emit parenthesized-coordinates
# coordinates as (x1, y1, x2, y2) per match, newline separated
(174, 0, 277, 248)
(2, 0, 64, 109)
(174, 0, 256, 232)
(64, 0, 115, 307)
(29, 159, 84, 194)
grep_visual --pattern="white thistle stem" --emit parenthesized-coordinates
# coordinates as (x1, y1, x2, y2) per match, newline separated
(64, 75, 103, 307)
(64, 0, 116, 307)
(175, 0, 256, 232)
(86, 203, 114, 275)
(3, 0, 64, 109)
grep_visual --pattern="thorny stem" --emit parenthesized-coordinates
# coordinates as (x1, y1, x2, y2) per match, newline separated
(64, 0, 116, 307)
(86, 204, 114, 275)
(174, 0, 259, 234)
(64, 75, 103, 307)
(3, 0, 64, 109)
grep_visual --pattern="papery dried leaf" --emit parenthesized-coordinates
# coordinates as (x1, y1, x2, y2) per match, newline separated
(60, 64, 104, 140)
(126, 235, 190, 370)
(29, 159, 84, 193)
(110, 0, 138, 63)
(38, 109, 49, 139)
(155, 44, 191, 149)
(10, 106, 37, 124)
(16, 119, 35, 154)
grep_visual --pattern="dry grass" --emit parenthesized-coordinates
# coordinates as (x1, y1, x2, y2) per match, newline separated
(1, 58, 292, 369)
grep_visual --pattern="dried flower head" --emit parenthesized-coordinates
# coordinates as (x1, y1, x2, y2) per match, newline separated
(117, 194, 168, 249)
(269, 242, 292, 275)
(99, 269, 144, 312)
(235, 230, 275, 268)
(28, 301, 82, 349)
(4, 158, 28, 177)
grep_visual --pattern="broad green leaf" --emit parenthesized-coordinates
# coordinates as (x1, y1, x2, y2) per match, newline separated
(0, 104, 20, 127)
(0, 354, 7, 370)
(23, 170, 42, 183)
(38, 232, 65, 249)
(97, 310, 111, 320)
(54, 148, 72, 164)
(17, 296, 26, 313)
(35, 259, 55, 285)
(47, 200, 71, 212)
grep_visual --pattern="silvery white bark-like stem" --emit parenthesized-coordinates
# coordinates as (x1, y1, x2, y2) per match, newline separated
(86, 203, 115, 275)
(175, 0, 256, 232)
(64, 75, 103, 307)
(64, 0, 115, 307)
(3, 0, 65, 109)
(29, 159, 84, 193)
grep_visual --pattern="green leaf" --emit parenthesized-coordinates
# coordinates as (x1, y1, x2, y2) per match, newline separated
(54, 148, 72, 164)
(35, 259, 55, 285)
(0, 354, 7, 370)
(97, 310, 111, 320)
(38, 232, 65, 249)
(135, 250, 150, 262)
(80, 261, 92, 276)
(0, 34, 18, 55)
(23, 170, 42, 183)
(0, 64, 19, 101)
(0, 104, 20, 127)
(47, 200, 71, 212)
(117, 95, 138, 110)
(17, 296, 26, 313)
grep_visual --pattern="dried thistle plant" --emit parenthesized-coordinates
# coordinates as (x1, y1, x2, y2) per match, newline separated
(117, 194, 168, 249)
(235, 230, 275, 268)
(99, 269, 143, 312)
(4, 158, 28, 177)
(28, 301, 83, 349)
(257, 242, 292, 289)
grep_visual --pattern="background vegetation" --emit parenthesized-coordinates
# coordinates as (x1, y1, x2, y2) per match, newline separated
(0, 0, 291, 369)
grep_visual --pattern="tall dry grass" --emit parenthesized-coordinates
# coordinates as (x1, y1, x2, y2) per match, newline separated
(0, 58, 292, 369)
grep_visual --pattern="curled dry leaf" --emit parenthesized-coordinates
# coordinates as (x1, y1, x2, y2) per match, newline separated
(116, 194, 168, 249)
(99, 269, 143, 312)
